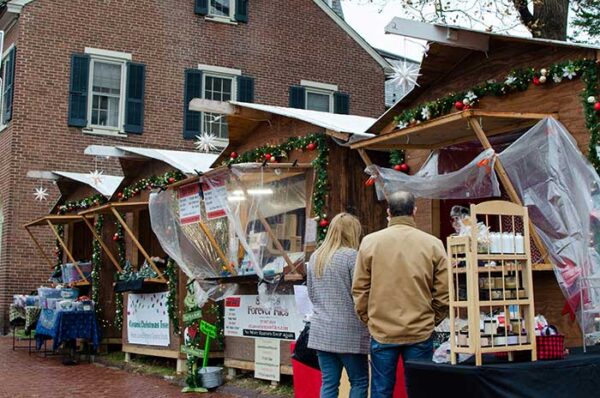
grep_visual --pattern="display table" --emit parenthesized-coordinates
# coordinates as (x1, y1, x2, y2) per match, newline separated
(405, 347, 600, 398)
(35, 309, 100, 351)
(9, 305, 41, 333)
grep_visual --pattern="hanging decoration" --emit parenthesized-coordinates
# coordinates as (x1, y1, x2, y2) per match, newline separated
(57, 194, 106, 214)
(116, 171, 185, 201)
(34, 185, 49, 202)
(390, 59, 600, 172)
(88, 169, 104, 187)
(91, 215, 109, 328)
(165, 258, 180, 335)
(52, 225, 65, 279)
(114, 216, 126, 331)
(195, 132, 219, 153)
(226, 132, 330, 241)
(389, 61, 421, 93)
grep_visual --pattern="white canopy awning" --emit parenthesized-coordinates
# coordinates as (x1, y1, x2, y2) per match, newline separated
(26, 170, 123, 197)
(84, 146, 219, 175)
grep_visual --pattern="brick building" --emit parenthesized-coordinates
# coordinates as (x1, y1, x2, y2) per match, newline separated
(0, 0, 390, 330)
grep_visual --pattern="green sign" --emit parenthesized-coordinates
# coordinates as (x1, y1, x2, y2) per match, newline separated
(183, 310, 203, 323)
(200, 320, 217, 339)
(180, 345, 204, 358)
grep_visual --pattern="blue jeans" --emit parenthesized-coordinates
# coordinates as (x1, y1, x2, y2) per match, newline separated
(370, 337, 433, 398)
(317, 351, 369, 398)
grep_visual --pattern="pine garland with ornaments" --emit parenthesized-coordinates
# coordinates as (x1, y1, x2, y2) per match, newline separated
(114, 216, 126, 331)
(57, 194, 107, 214)
(91, 215, 104, 321)
(226, 132, 330, 241)
(53, 225, 65, 276)
(116, 171, 185, 201)
(165, 258, 180, 335)
(390, 58, 600, 171)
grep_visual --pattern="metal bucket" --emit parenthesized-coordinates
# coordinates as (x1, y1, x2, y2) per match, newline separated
(199, 366, 224, 389)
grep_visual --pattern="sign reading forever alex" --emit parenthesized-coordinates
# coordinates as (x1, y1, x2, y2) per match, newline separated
(224, 295, 304, 340)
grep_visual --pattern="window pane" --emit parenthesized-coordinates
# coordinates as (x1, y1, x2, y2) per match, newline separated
(202, 75, 233, 139)
(210, 0, 230, 17)
(92, 62, 121, 95)
(203, 112, 228, 139)
(306, 92, 330, 112)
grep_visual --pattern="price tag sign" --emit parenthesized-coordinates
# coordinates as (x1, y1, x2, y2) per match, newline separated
(178, 183, 202, 225)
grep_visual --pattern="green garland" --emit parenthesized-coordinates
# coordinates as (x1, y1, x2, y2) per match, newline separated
(114, 216, 126, 331)
(53, 225, 65, 276)
(389, 59, 600, 171)
(57, 194, 106, 215)
(165, 258, 180, 335)
(117, 171, 185, 201)
(225, 132, 330, 241)
(91, 215, 105, 325)
(206, 302, 225, 350)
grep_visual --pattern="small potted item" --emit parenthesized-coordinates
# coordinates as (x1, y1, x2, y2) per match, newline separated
(505, 289, 516, 299)
(517, 288, 528, 299)
(505, 275, 518, 289)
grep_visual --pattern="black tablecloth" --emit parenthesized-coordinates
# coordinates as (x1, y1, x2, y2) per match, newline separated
(405, 347, 600, 398)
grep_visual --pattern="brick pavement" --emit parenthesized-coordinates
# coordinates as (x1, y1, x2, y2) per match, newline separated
(0, 337, 237, 398)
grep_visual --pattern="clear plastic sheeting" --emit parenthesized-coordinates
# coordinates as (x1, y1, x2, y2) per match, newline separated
(368, 117, 600, 341)
(499, 118, 600, 342)
(150, 164, 310, 305)
(366, 148, 500, 200)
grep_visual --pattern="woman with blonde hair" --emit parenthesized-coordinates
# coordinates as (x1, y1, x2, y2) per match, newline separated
(307, 213, 370, 398)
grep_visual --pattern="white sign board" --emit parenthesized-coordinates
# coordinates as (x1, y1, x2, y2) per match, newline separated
(254, 338, 281, 382)
(201, 177, 227, 220)
(178, 183, 202, 225)
(127, 292, 170, 346)
(305, 218, 317, 244)
(224, 295, 305, 340)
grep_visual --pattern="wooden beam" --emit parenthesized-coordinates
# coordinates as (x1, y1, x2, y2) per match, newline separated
(81, 216, 123, 272)
(357, 149, 373, 167)
(24, 226, 55, 269)
(468, 110, 557, 120)
(325, 129, 351, 142)
(110, 207, 167, 283)
(468, 118, 549, 262)
(46, 219, 88, 282)
(197, 221, 235, 275)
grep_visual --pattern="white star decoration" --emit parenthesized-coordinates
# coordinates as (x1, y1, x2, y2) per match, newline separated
(389, 62, 421, 92)
(195, 132, 218, 153)
(89, 170, 104, 186)
(34, 186, 49, 201)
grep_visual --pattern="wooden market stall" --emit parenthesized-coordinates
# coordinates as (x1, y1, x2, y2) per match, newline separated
(172, 99, 389, 379)
(23, 170, 124, 343)
(351, 20, 600, 347)
(78, 146, 219, 372)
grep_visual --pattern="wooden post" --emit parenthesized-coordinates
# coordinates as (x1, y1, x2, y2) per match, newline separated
(197, 221, 235, 275)
(81, 216, 123, 272)
(46, 220, 87, 282)
(468, 118, 549, 263)
(110, 207, 167, 283)
(24, 226, 55, 269)
(357, 149, 373, 167)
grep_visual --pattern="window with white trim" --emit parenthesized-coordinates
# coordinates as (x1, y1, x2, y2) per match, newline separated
(209, 0, 234, 19)
(202, 73, 236, 140)
(306, 88, 333, 113)
(88, 58, 126, 131)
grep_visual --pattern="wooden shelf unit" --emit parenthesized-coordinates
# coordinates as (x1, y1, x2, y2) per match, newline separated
(448, 200, 537, 366)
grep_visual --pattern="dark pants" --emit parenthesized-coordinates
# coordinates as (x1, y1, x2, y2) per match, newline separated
(317, 351, 369, 398)
(370, 337, 433, 398)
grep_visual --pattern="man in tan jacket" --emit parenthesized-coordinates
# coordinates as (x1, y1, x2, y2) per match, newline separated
(352, 191, 448, 397)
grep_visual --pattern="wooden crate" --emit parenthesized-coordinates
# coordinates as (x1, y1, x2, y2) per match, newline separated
(448, 200, 537, 366)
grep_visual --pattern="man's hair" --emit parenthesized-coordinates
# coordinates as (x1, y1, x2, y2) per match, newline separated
(387, 191, 416, 217)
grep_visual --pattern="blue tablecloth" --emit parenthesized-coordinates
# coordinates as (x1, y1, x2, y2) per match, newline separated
(35, 309, 100, 351)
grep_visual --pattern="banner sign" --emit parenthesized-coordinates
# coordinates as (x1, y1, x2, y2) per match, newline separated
(224, 295, 304, 340)
(201, 177, 228, 220)
(183, 310, 203, 323)
(180, 345, 204, 358)
(127, 293, 170, 346)
(178, 183, 202, 225)
(254, 338, 281, 382)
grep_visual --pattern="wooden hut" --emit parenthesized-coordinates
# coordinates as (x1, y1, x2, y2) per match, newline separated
(351, 19, 600, 347)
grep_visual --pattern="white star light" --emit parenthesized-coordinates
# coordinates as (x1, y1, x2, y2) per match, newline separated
(389, 62, 421, 92)
(34, 186, 49, 201)
(195, 132, 218, 153)
(89, 170, 104, 186)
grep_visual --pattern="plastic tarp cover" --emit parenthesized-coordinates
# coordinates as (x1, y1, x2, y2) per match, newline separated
(499, 118, 600, 339)
(366, 148, 500, 200)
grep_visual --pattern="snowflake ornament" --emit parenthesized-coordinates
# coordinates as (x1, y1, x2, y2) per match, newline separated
(89, 169, 104, 186)
(195, 133, 218, 153)
(397, 121, 408, 129)
(552, 74, 563, 84)
(389, 62, 421, 92)
(421, 107, 431, 120)
(465, 91, 478, 102)
(34, 186, 49, 201)
(505, 75, 517, 85)
(562, 65, 576, 80)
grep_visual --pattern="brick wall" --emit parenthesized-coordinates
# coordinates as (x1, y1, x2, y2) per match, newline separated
(0, 0, 386, 329)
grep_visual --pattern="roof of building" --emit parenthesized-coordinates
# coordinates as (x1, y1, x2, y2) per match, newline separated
(26, 170, 124, 197)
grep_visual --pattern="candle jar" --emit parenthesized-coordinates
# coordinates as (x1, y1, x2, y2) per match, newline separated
(491, 289, 503, 300)
(505, 276, 517, 289)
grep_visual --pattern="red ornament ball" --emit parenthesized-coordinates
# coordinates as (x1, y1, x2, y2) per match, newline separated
(365, 178, 375, 187)
(533, 76, 541, 86)
(112, 233, 120, 242)
(399, 163, 409, 173)
(454, 101, 464, 111)
(306, 142, 317, 151)
(594, 102, 600, 112)
(265, 154, 272, 161)
(393, 164, 402, 171)
(117, 192, 123, 198)
(168, 177, 175, 184)
(319, 219, 329, 228)
(230, 151, 238, 159)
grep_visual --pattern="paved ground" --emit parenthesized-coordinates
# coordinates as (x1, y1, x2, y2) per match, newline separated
(0, 336, 238, 398)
